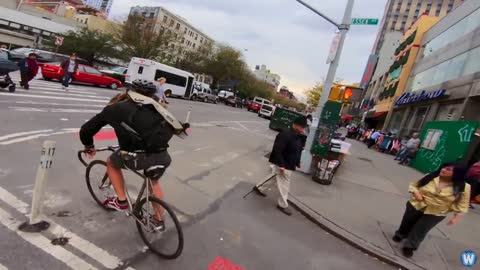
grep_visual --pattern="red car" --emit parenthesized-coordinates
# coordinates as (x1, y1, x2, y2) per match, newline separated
(247, 102, 262, 112)
(40, 62, 122, 89)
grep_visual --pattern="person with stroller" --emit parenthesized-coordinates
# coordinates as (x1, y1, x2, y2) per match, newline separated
(17, 53, 38, 90)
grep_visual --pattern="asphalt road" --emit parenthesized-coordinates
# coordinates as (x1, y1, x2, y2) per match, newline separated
(0, 72, 393, 270)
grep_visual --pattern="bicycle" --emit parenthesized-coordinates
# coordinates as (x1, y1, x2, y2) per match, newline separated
(78, 146, 184, 259)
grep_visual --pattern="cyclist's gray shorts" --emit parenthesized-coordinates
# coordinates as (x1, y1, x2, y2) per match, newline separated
(109, 150, 171, 180)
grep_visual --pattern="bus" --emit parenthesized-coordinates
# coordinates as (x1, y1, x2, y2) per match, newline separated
(125, 57, 195, 98)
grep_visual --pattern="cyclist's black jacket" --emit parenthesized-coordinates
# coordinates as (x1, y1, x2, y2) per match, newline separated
(80, 99, 174, 153)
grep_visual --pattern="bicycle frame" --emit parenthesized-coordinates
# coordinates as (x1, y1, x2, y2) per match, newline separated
(78, 146, 159, 231)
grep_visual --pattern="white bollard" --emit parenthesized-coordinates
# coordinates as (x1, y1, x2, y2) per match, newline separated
(185, 107, 191, 123)
(19, 140, 56, 233)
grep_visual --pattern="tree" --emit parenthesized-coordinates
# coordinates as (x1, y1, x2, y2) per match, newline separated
(44, 28, 121, 65)
(175, 42, 213, 74)
(206, 44, 247, 87)
(305, 83, 324, 107)
(114, 14, 181, 64)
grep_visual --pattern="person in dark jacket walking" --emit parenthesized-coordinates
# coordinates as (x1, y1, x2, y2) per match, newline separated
(18, 53, 38, 90)
(60, 54, 79, 90)
(252, 116, 308, 216)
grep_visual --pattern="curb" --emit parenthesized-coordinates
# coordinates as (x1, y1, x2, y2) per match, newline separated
(288, 195, 426, 270)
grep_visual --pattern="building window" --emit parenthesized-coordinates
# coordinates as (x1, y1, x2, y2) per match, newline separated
(176, 23, 180, 30)
(169, 19, 174, 27)
(184, 28, 188, 34)
(195, 34, 198, 40)
(193, 43, 196, 48)
(163, 16, 168, 23)
(150, 12, 155, 18)
(200, 37, 203, 43)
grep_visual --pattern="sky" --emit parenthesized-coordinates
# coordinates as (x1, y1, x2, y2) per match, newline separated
(110, 0, 388, 99)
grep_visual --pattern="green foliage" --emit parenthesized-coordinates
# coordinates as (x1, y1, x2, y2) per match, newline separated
(43, 27, 120, 65)
(305, 83, 323, 107)
(113, 14, 182, 65)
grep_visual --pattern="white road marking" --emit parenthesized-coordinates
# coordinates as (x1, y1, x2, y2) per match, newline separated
(0, 186, 124, 269)
(0, 207, 97, 270)
(10, 107, 101, 114)
(60, 118, 69, 121)
(193, 146, 210, 152)
(0, 263, 7, 270)
(0, 130, 53, 142)
(0, 100, 105, 108)
(16, 90, 105, 99)
(17, 87, 96, 95)
(0, 93, 109, 103)
(0, 130, 77, 145)
(235, 121, 249, 131)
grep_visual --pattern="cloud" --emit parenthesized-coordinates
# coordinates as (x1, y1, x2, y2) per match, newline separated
(110, 0, 387, 97)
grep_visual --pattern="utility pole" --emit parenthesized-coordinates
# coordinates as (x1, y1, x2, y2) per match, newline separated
(298, 0, 354, 173)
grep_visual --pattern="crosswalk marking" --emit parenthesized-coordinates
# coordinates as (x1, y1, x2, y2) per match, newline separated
(0, 92, 110, 103)
(0, 100, 105, 108)
(10, 106, 101, 114)
(15, 89, 106, 99)
(0, 186, 125, 269)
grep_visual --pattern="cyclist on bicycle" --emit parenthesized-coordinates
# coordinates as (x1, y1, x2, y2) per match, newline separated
(79, 79, 180, 213)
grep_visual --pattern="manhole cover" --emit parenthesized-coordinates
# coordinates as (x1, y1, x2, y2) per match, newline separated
(357, 157, 372, 162)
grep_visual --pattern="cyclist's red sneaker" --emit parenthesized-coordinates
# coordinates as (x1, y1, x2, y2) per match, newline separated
(103, 197, 129, 211)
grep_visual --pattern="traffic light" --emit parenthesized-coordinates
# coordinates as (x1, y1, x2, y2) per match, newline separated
(328, 84, 344, 101)
(342, 86, 363, 102)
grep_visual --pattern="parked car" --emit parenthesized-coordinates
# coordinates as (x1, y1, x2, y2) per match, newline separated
(247, 97, 271, 112)
(258, 104, 275, 119)
(194, 85, 217, 103)
(225, 96, 243, 108)
(10, 47, 88, 64)
(217, 90, 235, 102)
(40, 62, 122, 89)
(99, 66, 127, 83)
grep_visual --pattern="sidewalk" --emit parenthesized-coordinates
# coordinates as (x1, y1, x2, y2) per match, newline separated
(289, 139, 480, 270)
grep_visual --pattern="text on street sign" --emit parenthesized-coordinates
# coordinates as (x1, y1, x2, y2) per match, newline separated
(351, 18, 379, 25)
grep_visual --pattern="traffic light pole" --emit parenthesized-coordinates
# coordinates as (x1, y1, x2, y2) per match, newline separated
(298, 0, 354, 174)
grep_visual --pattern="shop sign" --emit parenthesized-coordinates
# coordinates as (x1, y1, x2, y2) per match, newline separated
(395, 89, 446, 106)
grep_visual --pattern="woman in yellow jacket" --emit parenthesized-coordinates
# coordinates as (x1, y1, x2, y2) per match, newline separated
(393, 163, 471, 258)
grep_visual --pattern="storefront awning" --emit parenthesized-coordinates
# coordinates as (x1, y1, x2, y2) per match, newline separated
(374, 111, 387, 118)
(365, 111, 387, 119)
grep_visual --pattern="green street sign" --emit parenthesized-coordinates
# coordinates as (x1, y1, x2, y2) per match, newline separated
(351, 18, 379, 25)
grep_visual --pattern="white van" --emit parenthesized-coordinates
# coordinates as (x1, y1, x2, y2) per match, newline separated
(126, 57, 195, 98)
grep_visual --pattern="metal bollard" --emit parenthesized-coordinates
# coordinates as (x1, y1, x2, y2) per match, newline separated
(19, 140, 56, 233)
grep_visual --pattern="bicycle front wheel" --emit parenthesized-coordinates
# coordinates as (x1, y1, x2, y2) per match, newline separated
(133, 196, 184, 259)
(85, 160, 115, 209)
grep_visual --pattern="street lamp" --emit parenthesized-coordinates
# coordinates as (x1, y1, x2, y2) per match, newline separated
(297, 0, 354, 174)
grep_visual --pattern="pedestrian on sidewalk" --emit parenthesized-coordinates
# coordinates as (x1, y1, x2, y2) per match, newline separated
(17, 53, 38, 90)
(252, 116, 308, 216)
(465, 161, 480, 208)
(393, 163, 471, 258)
(60, 54, 79, 90)
(396, 133, 421, 165)
(156, 77, 169, 104)
(367, 129, 380, 148)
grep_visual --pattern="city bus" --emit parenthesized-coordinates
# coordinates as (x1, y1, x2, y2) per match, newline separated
(126, 57, 195, 98)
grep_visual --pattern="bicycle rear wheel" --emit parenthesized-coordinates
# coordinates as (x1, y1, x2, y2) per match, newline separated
(86, 160, 115, 209)
(133, 196, 184, 259)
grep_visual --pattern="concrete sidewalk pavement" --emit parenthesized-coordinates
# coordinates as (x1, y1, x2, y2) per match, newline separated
(289, 139, 480, 270)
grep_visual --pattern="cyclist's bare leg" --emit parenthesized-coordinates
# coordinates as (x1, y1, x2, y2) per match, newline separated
(149, 180, 164, 220)
(106, 158, 127, 201)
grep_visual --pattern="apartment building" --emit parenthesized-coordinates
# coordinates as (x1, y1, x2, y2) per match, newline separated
(372, 0, 464, 55)
(129, 6, 214, 57)
(100, 0, 113, 16)
(253, 64, 281, 91)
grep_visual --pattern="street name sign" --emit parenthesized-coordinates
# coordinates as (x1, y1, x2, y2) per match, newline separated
(351, 18, 379, 25)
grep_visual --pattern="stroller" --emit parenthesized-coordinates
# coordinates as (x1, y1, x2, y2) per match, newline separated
(0, 52, 19, 92)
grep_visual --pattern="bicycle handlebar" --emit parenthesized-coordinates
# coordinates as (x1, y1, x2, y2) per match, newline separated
(77, 145, 119, 167)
